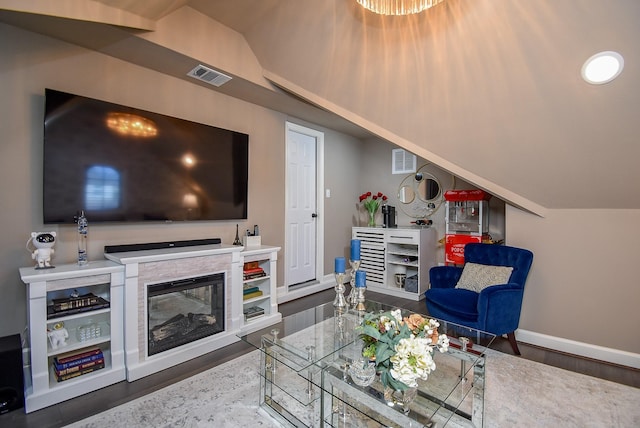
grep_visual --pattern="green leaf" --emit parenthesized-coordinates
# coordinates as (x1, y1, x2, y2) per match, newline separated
(387, 376, 408, 392)
(361, 324, 381, 340)
(376, 343, 395, 363)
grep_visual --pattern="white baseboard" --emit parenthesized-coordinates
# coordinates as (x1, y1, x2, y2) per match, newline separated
(517, 329, 640, 369)
(277, 274, 335, 304)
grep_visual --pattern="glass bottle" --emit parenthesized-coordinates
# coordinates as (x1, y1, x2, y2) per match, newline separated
(77, 210, 88, 266)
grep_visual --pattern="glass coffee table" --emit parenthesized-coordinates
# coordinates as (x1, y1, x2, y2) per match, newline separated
(238, 301, 495, 427)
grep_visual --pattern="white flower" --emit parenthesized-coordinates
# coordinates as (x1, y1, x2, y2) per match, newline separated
(389, 336, 436, 387)
(437, 334, 450, 352)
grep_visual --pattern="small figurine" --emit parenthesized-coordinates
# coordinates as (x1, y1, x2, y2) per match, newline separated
(47, 323, 68, 349)
(27, 231, 56, 269)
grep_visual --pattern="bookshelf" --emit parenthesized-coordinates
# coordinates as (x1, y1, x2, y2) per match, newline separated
(239, 246, 281, 334)
(19, 261, 126, 413)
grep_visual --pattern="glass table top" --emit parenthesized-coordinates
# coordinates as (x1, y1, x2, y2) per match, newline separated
(238, 300, 496, 427)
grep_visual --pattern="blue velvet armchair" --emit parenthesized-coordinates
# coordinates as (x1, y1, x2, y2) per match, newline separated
(425, 243, 533, 354)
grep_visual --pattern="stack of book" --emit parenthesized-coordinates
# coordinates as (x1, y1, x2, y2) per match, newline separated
(243, 261, 266, 281)
(47, 293, 110, 319)
(243, 306, 265, 321)
(243, 285, 263, 300)
(52, 346, 105, 382)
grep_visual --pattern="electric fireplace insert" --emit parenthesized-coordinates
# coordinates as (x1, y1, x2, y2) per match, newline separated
(147, 273, 225, 356)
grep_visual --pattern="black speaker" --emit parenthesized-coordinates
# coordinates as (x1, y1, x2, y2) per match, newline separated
(0, 334, 24, 414)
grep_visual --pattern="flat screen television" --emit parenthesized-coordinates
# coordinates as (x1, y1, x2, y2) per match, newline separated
(43, 88, 249, 224)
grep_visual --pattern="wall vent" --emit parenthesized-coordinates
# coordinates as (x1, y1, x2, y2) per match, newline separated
(187, 64, 232, 87)
(392, 149, 416, 174)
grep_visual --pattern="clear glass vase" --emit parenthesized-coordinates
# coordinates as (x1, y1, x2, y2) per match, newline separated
(384, 386, 418, 415)
(367, 210, 376, 227)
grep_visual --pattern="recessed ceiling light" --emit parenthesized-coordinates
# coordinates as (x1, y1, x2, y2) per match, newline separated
(581, 51, 624, 85)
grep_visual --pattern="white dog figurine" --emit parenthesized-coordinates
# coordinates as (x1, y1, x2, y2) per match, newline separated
(30, 231, 56, 269)
(48, 327, 69, 349)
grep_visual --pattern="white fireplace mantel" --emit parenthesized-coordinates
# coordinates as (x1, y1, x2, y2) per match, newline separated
(105, 244, 245, 381)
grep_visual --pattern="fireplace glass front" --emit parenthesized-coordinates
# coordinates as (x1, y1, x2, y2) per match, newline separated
(147, 273, 224, 356)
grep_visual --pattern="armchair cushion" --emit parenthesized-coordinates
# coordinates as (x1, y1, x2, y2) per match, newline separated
(425, 288, 479, 323)
(454, 262, 514, 293)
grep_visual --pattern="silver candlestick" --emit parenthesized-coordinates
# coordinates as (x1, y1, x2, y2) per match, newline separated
(333, 272, 347, 308)
(355, 285, 367, 311)
(347, 259, 361, 308)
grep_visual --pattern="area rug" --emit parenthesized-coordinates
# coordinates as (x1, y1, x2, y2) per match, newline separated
(66, 348, 640, 428)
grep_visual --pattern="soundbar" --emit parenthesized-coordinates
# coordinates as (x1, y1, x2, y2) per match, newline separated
(104, 238, 222, 254)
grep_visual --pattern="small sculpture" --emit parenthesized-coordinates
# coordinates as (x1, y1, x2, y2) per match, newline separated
(27, 231, 56, 269)
(48, 323, 69, 349)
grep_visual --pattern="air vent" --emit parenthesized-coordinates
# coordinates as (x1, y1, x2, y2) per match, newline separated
(187, 64, 232, 87)
(392, 149, 416, 174)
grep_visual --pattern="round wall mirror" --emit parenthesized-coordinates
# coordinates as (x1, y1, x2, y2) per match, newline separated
(398, 185, 415, 204)
(397, 164, 448, 220)
(416, 176, 441, 202)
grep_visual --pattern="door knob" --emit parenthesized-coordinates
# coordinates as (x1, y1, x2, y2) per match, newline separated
(311, 213, 318, 218)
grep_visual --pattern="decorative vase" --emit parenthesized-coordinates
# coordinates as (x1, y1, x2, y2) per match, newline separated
(384, 386, 418, 415)
(349, 360, 376, 387)
(367, 210, 376, 227)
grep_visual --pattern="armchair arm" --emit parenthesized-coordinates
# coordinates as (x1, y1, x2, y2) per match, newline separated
(429, 266, 463, 289)
(476, 283, 524, 335)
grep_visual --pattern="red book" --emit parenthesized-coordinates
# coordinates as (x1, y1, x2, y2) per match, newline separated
(55, 358, 105, 376)
(56, 362, 105, 382)
(55, 346, 102, 364)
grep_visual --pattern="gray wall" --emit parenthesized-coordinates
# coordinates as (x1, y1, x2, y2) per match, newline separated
(0, 23, 286, 337)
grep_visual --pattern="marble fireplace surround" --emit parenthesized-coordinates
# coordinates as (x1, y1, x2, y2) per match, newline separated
(105, 244, 243, 381)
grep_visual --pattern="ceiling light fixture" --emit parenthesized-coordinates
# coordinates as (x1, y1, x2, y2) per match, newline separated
(356, 0, 444, 15)
(581, 51, 624, 85)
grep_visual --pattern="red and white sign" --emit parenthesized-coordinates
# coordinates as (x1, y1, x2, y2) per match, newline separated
(445, 234, 482, 265)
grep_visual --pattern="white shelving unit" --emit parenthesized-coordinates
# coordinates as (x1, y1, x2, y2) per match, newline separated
(352, 227, 437, 301)
(351, 228, 386, 287)
(19, 260, 126, 413)
(239, 246, 282, 334)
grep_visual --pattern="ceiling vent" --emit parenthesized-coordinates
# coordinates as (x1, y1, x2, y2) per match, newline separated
(187, 64, 232, 87)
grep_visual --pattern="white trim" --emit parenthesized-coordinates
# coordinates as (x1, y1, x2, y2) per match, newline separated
(277, 274, 334, 304)
(283, 121, 325, 292)
(517, 329, 640, 369)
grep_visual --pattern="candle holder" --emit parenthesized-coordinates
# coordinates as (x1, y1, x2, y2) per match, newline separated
(355, 285, 367, 311)
(347, 259, 361, 308)
(333, 272, 347, 308)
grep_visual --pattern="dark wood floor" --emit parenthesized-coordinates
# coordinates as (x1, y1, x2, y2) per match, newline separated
(3, 288, 638, 428)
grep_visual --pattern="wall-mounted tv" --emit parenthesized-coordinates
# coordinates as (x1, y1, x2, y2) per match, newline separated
(43, 88, 248, 224)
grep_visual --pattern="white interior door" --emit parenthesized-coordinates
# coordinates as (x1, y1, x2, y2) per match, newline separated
(285, 123, 321, 287)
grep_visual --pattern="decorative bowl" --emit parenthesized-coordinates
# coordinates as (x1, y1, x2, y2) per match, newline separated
(349, 360, 376, 387)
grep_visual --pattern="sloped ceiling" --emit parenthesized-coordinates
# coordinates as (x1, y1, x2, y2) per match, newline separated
(2, 0, 639, 212)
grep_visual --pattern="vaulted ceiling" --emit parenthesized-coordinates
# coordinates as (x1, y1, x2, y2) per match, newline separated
(2, 0, 639, 214)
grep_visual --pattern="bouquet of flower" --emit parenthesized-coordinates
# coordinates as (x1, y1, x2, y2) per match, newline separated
(357, 309, 449, 391)
(359, 191, 388, 226)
